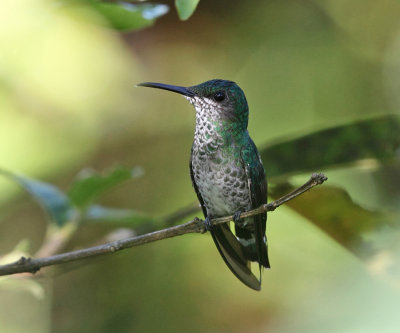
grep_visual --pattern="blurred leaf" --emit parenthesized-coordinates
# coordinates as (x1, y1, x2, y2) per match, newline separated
(270, 182, 398, 259)
(0, 276, 45, 299)
(68, 165, 143, 208)
(271, 179, 400, 286)
(262, 114, 400, 179)
(89, 1, 169, 31)
(373, 164, 400, 210)
(84, 204, 155, 227)
(0, 170, 74, 227)
(264, 113, 400, 271)
(175, 0, 200, 20)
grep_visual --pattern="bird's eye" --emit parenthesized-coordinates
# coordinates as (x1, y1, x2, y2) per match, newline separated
(213, 91, 226, 102)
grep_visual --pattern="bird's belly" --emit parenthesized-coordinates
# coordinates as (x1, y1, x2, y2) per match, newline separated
(192, 158, 251, 217)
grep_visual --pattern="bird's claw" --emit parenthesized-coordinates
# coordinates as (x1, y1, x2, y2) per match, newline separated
(233, 210, 243, 224)
(204, 216, 213, 232)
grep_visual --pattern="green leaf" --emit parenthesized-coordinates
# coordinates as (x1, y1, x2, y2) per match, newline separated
(274, 180, 400, 287)
(90, 1, 169, 31)
(68, 165, 143, 208)
(270, 181, 399, 259)
(0, 170, 74, 227)
(85, 205, 156, 227)
(262, 114, 400, 179)
(175, 0, 200, 20)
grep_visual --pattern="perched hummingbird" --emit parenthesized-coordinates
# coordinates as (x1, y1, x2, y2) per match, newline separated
(138, 79, 269, 290)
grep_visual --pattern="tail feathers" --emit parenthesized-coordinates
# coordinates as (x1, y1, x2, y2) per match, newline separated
(239, 237, 270, 268)
(211, 224, 261, 291)
(253, 212, 270, 268)
(235, 213, 270, 268)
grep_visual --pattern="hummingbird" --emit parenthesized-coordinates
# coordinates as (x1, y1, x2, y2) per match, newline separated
(138, 79, 269, 290)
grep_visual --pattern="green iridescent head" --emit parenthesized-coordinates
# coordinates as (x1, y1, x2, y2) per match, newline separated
(188, 79, 249, 125)
(138, 79, 249, 129)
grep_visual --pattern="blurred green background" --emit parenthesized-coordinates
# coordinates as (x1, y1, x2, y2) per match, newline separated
(1, 0, 400, 332)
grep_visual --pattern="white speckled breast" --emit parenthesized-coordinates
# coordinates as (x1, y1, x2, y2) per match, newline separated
(189, 96, 252, 217)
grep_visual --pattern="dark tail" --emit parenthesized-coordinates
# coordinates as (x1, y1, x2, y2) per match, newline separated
(211, 223, 264, 291)
(239, 212, 270, 269)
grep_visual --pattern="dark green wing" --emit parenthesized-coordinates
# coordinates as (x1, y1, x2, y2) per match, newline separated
(189, 148, 261, 290)
(240, 138, 269, 269)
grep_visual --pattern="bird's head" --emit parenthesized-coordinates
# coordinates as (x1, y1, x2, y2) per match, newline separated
(138, 79, 249, 128)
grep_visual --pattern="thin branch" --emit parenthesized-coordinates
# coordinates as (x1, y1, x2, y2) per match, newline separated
(0, 173, 327, 277)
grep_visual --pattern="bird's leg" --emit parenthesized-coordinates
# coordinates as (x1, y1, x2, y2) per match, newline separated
(204, 216, 213, 232)
(233, 210, 244, 225)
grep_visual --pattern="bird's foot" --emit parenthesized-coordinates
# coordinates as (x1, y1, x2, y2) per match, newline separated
(203, 216, 213, 232)
(233, 210, 244, 224)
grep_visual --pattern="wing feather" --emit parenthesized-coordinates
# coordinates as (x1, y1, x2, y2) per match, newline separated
(240, 139, 270, 269)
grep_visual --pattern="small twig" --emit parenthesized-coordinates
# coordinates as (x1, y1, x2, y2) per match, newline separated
(0, 173, 327, 276)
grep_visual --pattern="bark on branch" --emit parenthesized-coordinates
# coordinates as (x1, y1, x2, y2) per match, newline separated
(0, 173, 327, 276)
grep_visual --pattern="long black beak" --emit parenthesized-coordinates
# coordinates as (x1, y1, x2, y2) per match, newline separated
(137, 82, 196, 97)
